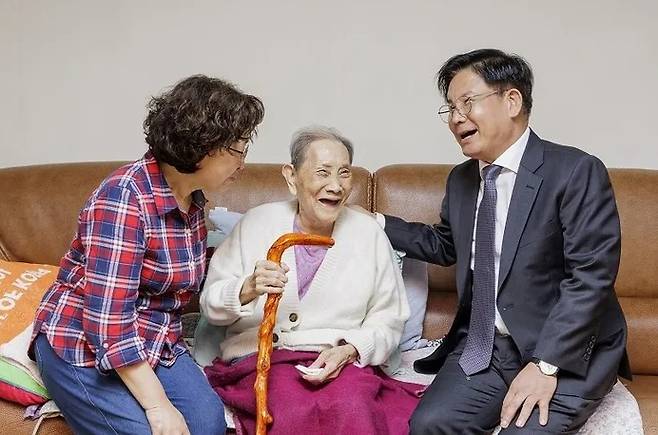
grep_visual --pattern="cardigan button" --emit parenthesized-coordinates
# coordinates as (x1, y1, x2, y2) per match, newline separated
(289, 313, 298, 323)
(272, 333, 279, 343)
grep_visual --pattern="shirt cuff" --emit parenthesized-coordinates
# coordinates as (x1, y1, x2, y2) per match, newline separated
(95, 335, 148, 374)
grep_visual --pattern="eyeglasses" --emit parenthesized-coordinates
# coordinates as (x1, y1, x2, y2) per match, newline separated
(227, 142, 249, 161)
(437, 90, 503, 123)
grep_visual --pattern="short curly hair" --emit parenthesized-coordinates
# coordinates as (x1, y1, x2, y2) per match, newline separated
(143, 75, 264, 173)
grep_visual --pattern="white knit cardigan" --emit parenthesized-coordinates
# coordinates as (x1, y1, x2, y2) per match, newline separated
(199, 200, 409, 366)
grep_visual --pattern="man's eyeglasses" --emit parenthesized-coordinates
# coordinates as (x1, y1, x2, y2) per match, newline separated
(437, 90, 503, 123)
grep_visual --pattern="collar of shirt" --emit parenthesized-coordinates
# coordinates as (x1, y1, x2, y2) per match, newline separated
(143, 151, 207, 216)
(478, 126, 531, 178)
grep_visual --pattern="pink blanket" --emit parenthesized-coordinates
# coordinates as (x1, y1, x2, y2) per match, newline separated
(205, 350, 423, 435)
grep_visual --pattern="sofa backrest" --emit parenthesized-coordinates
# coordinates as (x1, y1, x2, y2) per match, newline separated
(0, 162, 126, 266)
(0, 162, 371, 265)
(374, 164, 658, 376)
(608, 170, 658, 375)
(1, 161, 656, 375)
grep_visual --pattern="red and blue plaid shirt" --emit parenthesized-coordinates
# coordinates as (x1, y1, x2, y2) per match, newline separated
(31, 152, 207, 374)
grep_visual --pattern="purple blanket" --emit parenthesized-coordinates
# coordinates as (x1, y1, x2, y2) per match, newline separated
(205, 350, 424, 434)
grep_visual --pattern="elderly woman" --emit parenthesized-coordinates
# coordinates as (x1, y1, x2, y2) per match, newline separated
(29, 75, 264, 435)
(201, 127, 421, 434)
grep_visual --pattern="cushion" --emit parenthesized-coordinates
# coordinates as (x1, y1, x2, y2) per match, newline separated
(194, 208, 244, 367)
(383, 210, 431, 352)
(207, 207, 243, 248)
(0, 260, 58, 405)
(397, 254, 429, 352)
(0, 398, 71, 435)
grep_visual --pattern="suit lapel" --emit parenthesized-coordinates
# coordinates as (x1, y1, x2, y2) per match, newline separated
(456, 161, 480, 301)
(498, 131, 544, 290)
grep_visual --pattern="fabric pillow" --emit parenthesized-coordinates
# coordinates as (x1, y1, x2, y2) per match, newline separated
(203, 207, 245, 286)
(395, 252, 430, 352)
(194, 208, 244, 367)
(207, 207, 244, 248)
(0, 260, 58, 405)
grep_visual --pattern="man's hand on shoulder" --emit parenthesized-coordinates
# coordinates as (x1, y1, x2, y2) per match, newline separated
(500, 362, 558, 429)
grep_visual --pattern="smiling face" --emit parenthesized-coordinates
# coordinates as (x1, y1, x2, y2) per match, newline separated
(282, 139, 353, 236)
(447, 68, 524, 163)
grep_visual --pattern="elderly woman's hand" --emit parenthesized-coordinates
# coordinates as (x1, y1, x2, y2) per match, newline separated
(301, 343, 359, 385)
(239, 260, 290, 304)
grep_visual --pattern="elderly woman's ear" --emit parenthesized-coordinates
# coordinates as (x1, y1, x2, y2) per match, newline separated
(282, 164, 298, 196)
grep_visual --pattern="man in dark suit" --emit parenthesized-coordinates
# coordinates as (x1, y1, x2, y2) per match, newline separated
(381, 49, 630, 434)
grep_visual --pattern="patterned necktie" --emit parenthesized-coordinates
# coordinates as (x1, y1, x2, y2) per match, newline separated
(459, 164, 502, 376)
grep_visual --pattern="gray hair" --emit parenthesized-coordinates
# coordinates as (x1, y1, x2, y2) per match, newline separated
(289, 126, 354, 169)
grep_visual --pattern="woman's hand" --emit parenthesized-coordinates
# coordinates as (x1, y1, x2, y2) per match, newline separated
(115, 361, 190, 435)
(145, 400, 190, 435)
(239, 260, 290, 304)
(302, 343, 359, 385)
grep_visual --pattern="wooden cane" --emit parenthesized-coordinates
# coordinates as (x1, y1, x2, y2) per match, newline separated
(254, 233, 334, 435)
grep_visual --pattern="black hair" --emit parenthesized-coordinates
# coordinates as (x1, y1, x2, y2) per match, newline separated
(437, 49, 533, 115)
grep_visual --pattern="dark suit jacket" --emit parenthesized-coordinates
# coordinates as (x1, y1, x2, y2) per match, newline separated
(384, 130, 631, 399)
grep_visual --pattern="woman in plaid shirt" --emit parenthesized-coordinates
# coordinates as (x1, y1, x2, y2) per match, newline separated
(29, 75, 263, 435)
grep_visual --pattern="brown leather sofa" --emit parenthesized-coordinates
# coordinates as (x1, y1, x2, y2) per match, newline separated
(0, 161, 656, 434)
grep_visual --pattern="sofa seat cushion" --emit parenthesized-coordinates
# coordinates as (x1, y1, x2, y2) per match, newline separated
(0, 398, 72, 435)
(625, 376, 658, 434)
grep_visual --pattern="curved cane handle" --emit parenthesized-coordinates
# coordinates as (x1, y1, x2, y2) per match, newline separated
(254, 233, 334, 435)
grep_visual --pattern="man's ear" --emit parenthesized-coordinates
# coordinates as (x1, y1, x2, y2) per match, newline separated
(506, 88, 524, 118)
(281, 164, 297, 196)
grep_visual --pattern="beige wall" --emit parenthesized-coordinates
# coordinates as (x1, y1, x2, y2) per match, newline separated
(1, 0, 657, 170)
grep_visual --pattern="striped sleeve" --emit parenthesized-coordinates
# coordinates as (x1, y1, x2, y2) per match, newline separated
(79, 185, 148, 373)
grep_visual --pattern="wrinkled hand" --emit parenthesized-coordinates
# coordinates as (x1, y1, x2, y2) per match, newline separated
(500, 362, 557, 429)
(302, 344, 359, 385)
(348, 204, 376, 218)
(240, 260, 289, 303)
(145, 400, 190, 435)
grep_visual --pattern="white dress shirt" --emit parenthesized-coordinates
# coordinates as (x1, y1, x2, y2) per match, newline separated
(472, 127, 530, 335)
(376, 127, 530, 335)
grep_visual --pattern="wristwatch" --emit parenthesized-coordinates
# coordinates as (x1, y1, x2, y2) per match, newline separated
(533, 359, 559, 377)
